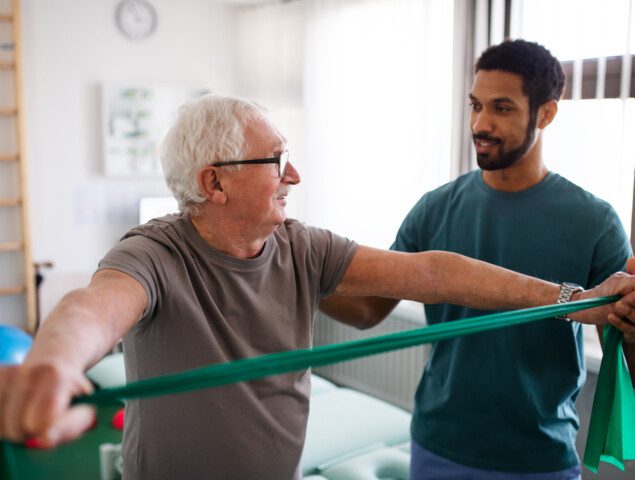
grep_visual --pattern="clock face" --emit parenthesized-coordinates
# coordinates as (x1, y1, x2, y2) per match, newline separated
(115, 0, 157, 40)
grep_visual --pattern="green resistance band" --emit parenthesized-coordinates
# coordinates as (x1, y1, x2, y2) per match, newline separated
(583, 324, 635, 473)
(73, 296, 617, 405)
(70, 295, 633, 473)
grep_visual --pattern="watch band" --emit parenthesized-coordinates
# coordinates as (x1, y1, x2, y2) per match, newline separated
(556, 282, 584, 321)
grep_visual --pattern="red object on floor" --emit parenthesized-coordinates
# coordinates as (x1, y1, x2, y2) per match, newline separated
(111, 408, 125, 431)
(24, 437, 44, 449)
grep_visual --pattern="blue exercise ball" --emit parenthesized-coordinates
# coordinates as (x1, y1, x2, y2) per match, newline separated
(0, 325, 33, 365)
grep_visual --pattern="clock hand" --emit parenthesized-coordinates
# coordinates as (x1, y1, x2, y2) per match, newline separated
(131, 3, 141, 21)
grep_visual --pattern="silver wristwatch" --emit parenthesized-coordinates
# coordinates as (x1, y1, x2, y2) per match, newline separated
(556, 282, 584, 321)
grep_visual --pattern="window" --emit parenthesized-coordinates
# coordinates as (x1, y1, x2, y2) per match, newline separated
(513, 0, 635, 363)
(513, 0, 635, 235)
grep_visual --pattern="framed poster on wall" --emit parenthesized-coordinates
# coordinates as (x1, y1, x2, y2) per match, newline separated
(102, 84, 210, 177)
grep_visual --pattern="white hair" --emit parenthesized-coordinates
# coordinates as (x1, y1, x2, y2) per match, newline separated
(160, 94, 265, 214)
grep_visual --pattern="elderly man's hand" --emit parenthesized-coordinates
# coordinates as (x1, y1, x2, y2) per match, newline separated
(606, 257, 635, 344)
(0, 362, 95, 448)
(572, 258, 635, 328)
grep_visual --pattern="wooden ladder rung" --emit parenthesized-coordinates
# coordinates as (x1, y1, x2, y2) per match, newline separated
(0, 2, 35, 332)
(0, 107, 17, 116)
(0, 285, 26, 297)
(0, 241, 22, 252)
(0, 197, 21, 207)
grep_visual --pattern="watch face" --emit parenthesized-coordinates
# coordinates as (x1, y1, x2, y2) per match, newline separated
(116, 0, 157, 40)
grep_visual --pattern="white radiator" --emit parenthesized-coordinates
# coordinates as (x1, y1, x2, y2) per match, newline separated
(314, 313, 635, 479)
(313, 309, 429, 412)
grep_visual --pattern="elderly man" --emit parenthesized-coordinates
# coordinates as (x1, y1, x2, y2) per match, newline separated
(1, 94, 635, 480)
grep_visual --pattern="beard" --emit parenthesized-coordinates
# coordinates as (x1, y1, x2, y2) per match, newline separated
(475, 112, 537, 171)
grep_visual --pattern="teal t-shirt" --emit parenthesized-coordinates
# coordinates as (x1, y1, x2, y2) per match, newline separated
(392, 171, 631, 473)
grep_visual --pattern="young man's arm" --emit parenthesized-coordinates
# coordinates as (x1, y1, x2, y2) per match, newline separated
(319, 295, 399, 329)
(0, 269, 147, 447)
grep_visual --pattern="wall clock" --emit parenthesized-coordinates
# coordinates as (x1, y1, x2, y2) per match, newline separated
(115, 0, 158, 40)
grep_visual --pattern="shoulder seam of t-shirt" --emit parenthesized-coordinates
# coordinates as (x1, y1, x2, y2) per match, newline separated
(96, 259, 158, 321)
(303, 222, 358, 296)
(586, 207, 630, 286)
(123, 213, 186, 239)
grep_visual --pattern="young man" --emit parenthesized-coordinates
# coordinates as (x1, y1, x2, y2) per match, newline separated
(321, 40, 635, 479)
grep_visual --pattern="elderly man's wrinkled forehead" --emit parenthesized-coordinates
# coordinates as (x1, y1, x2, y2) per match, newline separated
(242, 112, 287, 149)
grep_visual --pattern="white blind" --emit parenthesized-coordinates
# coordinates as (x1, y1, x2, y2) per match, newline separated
(236, 0, 455, 248)
(301, 0, 455, 248)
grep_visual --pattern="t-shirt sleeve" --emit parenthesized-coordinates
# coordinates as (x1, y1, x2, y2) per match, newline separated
(587, 205, 633, 288)
(305, 226, 358, 296)
(391, 195, 428, 253)
(96, 235, 172, 321)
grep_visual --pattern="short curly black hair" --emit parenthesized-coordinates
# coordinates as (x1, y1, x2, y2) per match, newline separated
(475, 39, 565, 115)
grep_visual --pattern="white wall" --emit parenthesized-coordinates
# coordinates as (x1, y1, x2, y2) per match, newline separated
(19, 0, 237, 318)
(234, 1, 308, 222)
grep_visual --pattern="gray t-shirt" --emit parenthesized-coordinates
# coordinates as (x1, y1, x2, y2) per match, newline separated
(97, 213, 358, 480)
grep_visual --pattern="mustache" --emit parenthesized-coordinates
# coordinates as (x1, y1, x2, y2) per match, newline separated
(473, 133, 501, 144)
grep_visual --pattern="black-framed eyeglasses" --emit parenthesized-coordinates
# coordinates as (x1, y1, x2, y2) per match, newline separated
(211, 150, 289, 178)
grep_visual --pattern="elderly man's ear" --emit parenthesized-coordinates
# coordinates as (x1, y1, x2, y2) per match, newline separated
(198, 167, 227, 204)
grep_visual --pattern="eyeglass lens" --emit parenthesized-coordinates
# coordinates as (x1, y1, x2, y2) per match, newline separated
(279, 151, 289, 177)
